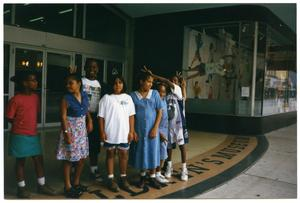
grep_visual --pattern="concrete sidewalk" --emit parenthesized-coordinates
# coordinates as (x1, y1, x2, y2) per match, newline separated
(195, 124, 297, 199)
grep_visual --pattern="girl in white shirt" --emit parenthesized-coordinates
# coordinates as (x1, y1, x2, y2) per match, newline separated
(98, 75, 135, 192)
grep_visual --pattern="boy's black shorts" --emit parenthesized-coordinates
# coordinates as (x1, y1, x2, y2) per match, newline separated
(88, 113, 101, 157)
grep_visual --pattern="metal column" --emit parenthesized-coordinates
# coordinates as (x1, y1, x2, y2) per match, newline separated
(250, 22, 259, 116)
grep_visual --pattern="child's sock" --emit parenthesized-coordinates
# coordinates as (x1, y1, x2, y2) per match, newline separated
(156, 171, 161, 176)
(150, 173, 156, 178)
(120, 174, 126, 177)
(90, 166, 98, 174)
(17, 180, 25, 187)
(108, 174, 114, 179)
(182, 163, 187, 170)
(140, 171, 146, 177)
(37, 177, 45, 186)
(167, 161, 172, 167)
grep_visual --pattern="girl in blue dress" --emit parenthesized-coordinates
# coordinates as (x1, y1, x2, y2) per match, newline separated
(129, 72, 163, 189)
(142, 67, 189, 182)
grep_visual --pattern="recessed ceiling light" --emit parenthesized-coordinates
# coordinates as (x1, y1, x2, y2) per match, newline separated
(58, 8, 73, 14)
(29, 17, 44, 23)
(4, 10, 10, 15)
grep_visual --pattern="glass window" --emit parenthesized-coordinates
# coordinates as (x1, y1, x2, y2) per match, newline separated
(76, 4, 84, 38)
(75, 53, 83, 74)
(254, 23, 268, 116)
(184, 23, 240, 115)
(15, 4, 74, 36)
(46, 53, 71, 123)
(237, 22, 255, 116)
(4, 44, 10, 94)
(107, 61, 123, 83)
(86, 4, 126, 46)
(263, 25, 296, 115)
(15, 48, 43, 123)
(4, 4, 12, 25)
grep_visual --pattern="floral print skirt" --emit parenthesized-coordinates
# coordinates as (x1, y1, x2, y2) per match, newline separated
(56, 116, 89, 162)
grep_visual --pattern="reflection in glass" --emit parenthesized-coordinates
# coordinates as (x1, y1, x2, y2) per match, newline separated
(263, 25, 296, 115)
(46, 53, 71, 123)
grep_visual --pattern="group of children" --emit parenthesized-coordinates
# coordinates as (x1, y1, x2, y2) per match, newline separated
(6, 59, 189, 199)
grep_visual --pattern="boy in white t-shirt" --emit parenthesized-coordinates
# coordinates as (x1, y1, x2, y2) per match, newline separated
(142, 67, 189, 181)
(98, 75, 135, 192)
(81, 59, 102, 181)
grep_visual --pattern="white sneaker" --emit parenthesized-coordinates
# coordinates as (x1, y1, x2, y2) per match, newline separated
(181, 168, 188, 181)
(164, 166, 173, 178)
(156, 174, 169, 183)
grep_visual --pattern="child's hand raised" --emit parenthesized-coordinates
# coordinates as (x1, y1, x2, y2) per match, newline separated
(141, 66, 153, 75)
(67, 65, 77, 74)
(181, 78, 186, 88)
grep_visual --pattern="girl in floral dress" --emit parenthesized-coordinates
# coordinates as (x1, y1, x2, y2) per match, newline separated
(56, 73, 93, 198)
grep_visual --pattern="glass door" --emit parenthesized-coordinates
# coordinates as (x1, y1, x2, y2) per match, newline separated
(44, 52, 72, 125)
(4, 44, 10, 130)
(107, 61, 123, 82)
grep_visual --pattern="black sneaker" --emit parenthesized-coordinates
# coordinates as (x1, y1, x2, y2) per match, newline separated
(138, 175, 146, 188)
(90, 170, 103, 182)
(148, 178, 161, 189)
(107, 178, 119, 192)
(17, 186, 31, 199)
(119, 176, 131, 191)
(73, 184, 88, 193)
(64, 187, 82, 199)
(37, 184, 57, 195)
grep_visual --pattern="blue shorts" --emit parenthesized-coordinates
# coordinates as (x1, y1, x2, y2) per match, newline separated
(104, 142, 129, 150)
(160, 141, 168, 161)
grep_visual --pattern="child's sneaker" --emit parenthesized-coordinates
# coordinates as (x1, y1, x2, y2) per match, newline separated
(73, 184, 88, 193)
(90, 170, 103, 182)
(148, 178, 161, 189)
(156, 174, 169, 183)
(119, 176, 131, 191)
(37, 184, 57, 195)
(17, 186, 31, 199)
(164, 165, 173, 178)
(107, 178, 120, 192)
(64, 187, 82, 199)
(181, 168, 188, 181)
(138, 176, 146, 188)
